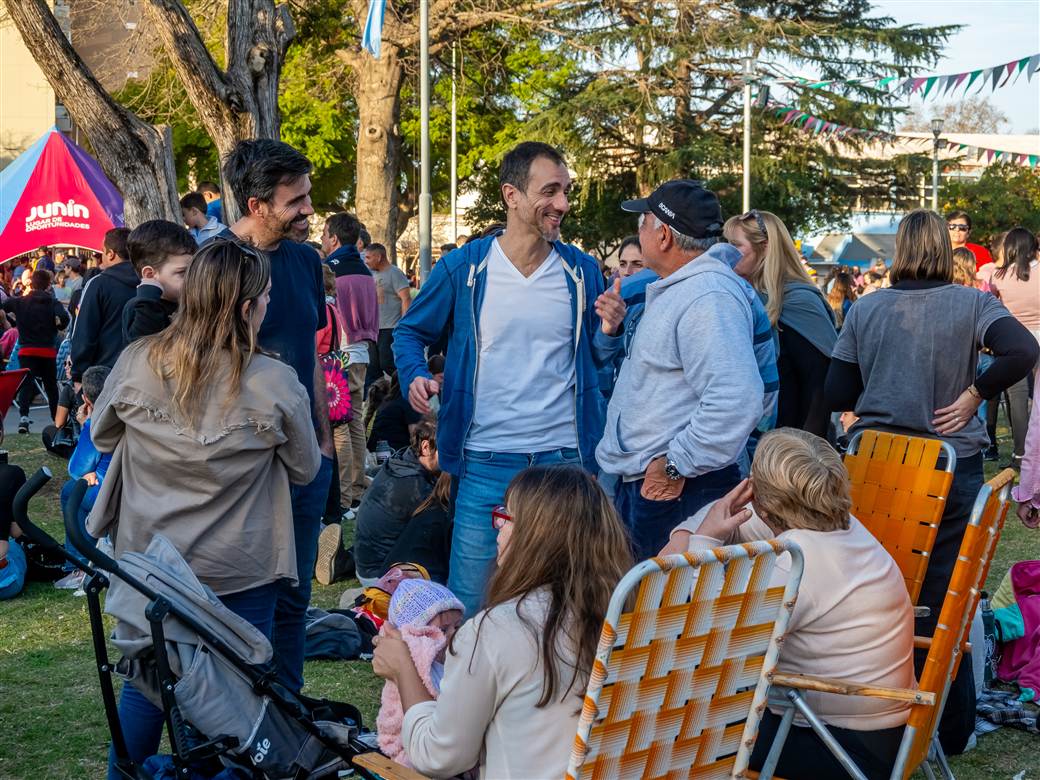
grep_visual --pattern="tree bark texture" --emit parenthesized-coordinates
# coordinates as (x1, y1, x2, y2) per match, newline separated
(341, 44, 405, 258)
(142, 0, 295, 223)
(4, 0, 180, 226)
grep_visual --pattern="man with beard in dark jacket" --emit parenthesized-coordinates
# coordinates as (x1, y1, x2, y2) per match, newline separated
(70, 227, 138, 386)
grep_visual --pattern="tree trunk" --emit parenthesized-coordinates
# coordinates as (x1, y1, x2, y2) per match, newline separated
(141, 0, 295, 223)
(4, 0, 180, 226)
(350, 46, 406, 260)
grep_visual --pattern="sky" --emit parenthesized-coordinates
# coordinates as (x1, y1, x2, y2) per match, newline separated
(871, 0, 1040, 133)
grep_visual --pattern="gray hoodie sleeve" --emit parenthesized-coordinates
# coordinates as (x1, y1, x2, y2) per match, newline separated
(667, 289, 764, 477)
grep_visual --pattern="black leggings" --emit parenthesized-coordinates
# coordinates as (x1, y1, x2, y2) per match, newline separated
(17, 354, 59, 420)
(749, 710, 905, 780)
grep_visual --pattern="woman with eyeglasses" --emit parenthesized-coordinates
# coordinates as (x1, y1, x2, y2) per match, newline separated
(724, 209, 838, 437)
(946, 210, 993, 270)
(86, 239, 322, 777)
(371, 465, 632, 779)
(824, 209, 1038, 757)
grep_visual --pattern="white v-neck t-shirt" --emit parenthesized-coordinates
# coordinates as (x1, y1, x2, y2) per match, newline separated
(466, 239, 578, 452)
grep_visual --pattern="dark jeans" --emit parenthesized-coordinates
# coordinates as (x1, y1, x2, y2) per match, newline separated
(749, 709, 904, 780)
(272, 456, 333, 692)
(614, 464, 741, 560)
(366, 328, 396, 391)
(106, 582, 278, 780)
(42, 424, 74, 459)
(17, 354, 58, 419)
(915, 451, 983, 756)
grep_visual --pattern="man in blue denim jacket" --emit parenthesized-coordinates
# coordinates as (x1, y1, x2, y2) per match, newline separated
(393, 142, 626, 615)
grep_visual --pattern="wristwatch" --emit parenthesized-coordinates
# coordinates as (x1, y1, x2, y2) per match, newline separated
(664, 459, 682, 481)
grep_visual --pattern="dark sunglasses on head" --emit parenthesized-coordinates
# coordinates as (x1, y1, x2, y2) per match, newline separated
(491, 505, 512, 530)
(744, 209, 767, 235)
(947, 224, 969, 232)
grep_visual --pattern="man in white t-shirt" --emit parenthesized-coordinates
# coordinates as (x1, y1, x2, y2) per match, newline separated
(393, 142, 626, 614)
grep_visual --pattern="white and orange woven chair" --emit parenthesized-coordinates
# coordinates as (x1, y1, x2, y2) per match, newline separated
(758, 468, 1016, 780)
(566, 539, 804, 780)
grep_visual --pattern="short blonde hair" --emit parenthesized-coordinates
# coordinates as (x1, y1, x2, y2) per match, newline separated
(751, 428, 851, 532)
(890, 209, 953, 285)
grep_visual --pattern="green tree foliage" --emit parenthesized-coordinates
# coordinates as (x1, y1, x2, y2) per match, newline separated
(941, 163, 1040, 245)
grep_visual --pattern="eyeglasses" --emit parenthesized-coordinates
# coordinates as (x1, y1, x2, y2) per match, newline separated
(491, 505, 512, 530)
(744, 209, 767, 235)
(947, 224, 969, 232)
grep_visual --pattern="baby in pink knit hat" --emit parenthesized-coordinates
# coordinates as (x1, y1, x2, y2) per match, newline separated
(376, 579, 464, 766)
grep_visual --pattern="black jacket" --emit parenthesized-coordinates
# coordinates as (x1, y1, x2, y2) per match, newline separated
(69, 262, 140, 381)
(123, 283, 178, 343)
(2, 290, 70, 349)
(354, 448, 436, 580)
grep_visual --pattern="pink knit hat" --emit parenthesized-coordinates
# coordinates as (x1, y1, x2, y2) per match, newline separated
(388, 579, 464, 628)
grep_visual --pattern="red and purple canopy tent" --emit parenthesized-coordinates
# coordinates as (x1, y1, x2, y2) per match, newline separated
(0, 127, 124, 262)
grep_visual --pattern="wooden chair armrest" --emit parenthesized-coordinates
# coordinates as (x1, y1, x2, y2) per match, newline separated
(353, 752, 430, 780)
(913, 636, 971, 653)
(769, 672, 935, 705)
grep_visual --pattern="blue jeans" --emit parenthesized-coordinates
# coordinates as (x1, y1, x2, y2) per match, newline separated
(272, 456, 333, 692)
(449, 447, 582, 616)
(614, 465, 741, 561)
(0, 537, 27, 599)
(60, 479, 99, 571)
(976, 353, 994, 423)
(107, 582, 278, 779)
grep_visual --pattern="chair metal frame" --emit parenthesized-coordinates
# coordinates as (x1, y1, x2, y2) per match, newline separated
(566, 539, 805, 780)
(758, 469, 1016, 780)
(844, 430, 957, 605)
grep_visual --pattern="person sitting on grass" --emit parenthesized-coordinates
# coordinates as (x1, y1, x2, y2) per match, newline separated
(0, 461, 29, 601)
(53, 365, 112, 593)
(42, 378, 80, 459)
(371, 465, 632, 779)
(122, 220, 196, 343)
(660, 427, 914, 780)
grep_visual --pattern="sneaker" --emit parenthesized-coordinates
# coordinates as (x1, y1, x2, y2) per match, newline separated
(341, 500, 362, 523)
(73, 585, 87, 597)
(315, 522, 343, 586)
(54, 570, 85, 590)
(982, 445, 999, 462)
(17, 416, 30, 434)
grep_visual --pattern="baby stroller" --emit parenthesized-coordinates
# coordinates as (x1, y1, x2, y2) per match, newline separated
(14, 469, 385, 780)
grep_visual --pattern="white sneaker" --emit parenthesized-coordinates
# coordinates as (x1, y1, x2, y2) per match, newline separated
(54, 570, 85, 590)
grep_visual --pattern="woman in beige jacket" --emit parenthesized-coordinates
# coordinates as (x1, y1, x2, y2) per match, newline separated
(87, 238, 320, 774)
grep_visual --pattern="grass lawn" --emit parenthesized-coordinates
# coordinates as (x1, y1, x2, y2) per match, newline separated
(1, 428, 1037, 779)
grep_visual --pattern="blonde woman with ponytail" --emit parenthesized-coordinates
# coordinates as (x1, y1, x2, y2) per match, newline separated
(87, 238, 321, 772)
(724, 210, 837, 436)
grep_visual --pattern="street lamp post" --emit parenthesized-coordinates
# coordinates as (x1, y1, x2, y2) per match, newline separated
(930, 117, 944, 212)
(741, 55, 755, 213)
(418, 0, 432, 284)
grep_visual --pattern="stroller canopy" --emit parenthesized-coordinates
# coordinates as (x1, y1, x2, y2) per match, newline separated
(0, 127, 124, 263)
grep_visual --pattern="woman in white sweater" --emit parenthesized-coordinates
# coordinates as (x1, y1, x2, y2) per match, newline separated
(661, 427, 914, 780)
(371, 465, 633, 779)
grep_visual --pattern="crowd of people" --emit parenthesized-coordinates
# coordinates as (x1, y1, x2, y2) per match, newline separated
(0, 137, 1037, 780)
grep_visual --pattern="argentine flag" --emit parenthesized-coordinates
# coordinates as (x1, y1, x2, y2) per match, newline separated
(362, 0, 386, 58)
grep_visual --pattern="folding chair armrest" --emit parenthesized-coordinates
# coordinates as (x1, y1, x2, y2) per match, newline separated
(769, 672, 935, 705)
(353, 752, 430, 780)
(913, 606, 930, 618)
(913, 636, 971, 653)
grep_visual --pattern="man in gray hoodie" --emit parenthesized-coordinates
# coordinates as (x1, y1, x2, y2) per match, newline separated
(596, 180, 764, 558)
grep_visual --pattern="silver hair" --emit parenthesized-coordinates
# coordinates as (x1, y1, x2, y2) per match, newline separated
(640, 213, 721, 252)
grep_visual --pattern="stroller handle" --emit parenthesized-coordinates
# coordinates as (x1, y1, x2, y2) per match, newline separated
(62, 477, 120, 574)
(12, 467, 61, 551)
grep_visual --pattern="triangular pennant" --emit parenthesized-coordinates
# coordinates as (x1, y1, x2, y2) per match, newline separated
(991, 66, 1002, 91)
(957, 143, 967, 151)
(1030, 155, 1038, 168)
(986, 149, 995, 162)
(941, 74, 958, 96)
(1028, 54, 1040, 81)
(999, 61, 1017, 87)
(911, 76, 928, 93)
(965, 69, 983, 92)
(953, 72, 969, 92)
(922, 75, 939, 97)
(879, 76, 897, 87)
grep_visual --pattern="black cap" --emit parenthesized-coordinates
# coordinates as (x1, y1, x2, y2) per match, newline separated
(621, 179, 724, 239)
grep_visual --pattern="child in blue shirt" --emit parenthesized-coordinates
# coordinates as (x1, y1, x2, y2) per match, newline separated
(54, 365, 112, 591)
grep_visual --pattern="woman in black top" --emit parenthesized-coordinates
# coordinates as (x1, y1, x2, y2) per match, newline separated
(724, 209, 837, 437)
(2, 270, 70, 425)
(824, 209, 1038, 757)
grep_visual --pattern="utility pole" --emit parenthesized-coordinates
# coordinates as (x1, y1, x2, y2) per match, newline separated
(741, 55, 755, 213)
(418, 0, 432, 283)
(450, 42, 458, 242)
(930, 118, 944, 212)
